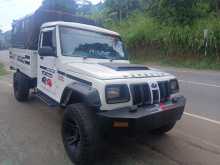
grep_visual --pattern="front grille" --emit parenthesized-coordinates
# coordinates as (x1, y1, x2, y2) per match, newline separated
(152, 90, 159, 104)
(131, 81, 171, 106)
(158, 81, 171, 102)
(130, 84, 151, 106)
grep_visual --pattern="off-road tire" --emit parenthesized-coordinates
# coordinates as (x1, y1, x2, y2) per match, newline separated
(62, 103, 100, 165)
(13, 72, 30, 102)
(150, 122, 176, 135)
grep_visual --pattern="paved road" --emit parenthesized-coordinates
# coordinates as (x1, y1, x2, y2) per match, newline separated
(0, 50, 220, 165)
(152, 65, 220, 121)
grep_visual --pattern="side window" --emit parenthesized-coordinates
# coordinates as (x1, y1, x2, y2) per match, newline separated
(42, 30, 56, 49)
(42, 31, 52, 47)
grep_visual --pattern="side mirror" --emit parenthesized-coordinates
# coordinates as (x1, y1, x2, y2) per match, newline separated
(38, 47, 56, 57)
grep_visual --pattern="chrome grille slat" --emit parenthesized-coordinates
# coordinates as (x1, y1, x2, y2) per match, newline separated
(131, 81, 171, 106)
(158, 81, 170, 102)
(152, 90, 159, 104)
(130, 84, 151, 106)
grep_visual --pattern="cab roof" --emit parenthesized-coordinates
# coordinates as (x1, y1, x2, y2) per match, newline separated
(41, 21, 120, 37)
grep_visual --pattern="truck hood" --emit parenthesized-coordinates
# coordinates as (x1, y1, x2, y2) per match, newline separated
(64, 62, 172, 80)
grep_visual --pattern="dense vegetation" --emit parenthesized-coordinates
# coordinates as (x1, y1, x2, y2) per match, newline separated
(0, 30, 8, 50)
(90, 0, 220, 69)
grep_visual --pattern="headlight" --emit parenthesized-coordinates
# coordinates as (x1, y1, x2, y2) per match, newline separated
(106, 84, 130, 104)
(170, 79, 179, 94)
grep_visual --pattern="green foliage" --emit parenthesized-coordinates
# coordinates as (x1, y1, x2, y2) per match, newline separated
(76, 0, 93, 15)
(209, 0, 220, 13)
(89, 5, 106, 25)
(104, 0, 142, 21)
(0, 30, 3, 50)
(149, 0, 210, 25)
(0, 63, 6, 76)
(107, 13, 220, 60)
(107, 13, 160, 47)
(130, 50, 220, 70)
(0, 30, 10, 50)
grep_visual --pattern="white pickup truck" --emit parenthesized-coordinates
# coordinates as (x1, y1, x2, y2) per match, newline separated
(10, 11, 186, 165)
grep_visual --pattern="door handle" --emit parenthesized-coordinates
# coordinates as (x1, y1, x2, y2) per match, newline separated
(40, 56, 44, 60)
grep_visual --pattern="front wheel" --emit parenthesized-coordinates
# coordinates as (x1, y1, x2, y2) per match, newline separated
(62, 103, 100, 165)
(150, 122, 176, 135)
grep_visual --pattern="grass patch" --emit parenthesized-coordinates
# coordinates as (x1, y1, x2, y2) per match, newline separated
(0, 63, 6, 76)
(129, 48, 220, 70)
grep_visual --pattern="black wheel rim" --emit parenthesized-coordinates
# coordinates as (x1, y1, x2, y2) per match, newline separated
(63, 119, 81, 155)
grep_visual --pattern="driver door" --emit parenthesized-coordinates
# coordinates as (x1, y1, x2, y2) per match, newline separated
(37, 27, 58, 100)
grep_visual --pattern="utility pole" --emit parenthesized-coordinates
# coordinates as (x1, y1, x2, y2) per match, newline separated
(204, 29, 208, 56)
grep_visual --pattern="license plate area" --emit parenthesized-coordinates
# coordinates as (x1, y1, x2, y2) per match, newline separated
(112, 121, 129, 128)
(160, 100, 176, 111)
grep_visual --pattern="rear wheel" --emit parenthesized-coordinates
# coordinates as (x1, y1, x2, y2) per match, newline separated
(150, 122, 176, 135)
(62, 103, 100, 165)
(13, 72, 30, 102)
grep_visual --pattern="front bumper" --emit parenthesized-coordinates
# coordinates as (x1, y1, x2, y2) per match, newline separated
(97, 95, 186, 132)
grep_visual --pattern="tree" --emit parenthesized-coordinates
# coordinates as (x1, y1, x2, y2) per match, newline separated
(41, 0, 77, 13)
(76, 0, 93, 15)
(104, 0, 142, 22)
(209, 0, 220, 13)
(149, 0, 202, 25)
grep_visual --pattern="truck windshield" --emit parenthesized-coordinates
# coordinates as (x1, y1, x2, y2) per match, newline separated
(60, 27, 128, 60)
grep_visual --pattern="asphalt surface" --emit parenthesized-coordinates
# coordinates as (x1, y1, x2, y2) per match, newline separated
(0, 50, 220, 165)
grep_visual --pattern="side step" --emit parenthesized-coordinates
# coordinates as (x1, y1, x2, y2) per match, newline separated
(35, 90, 59, 107)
